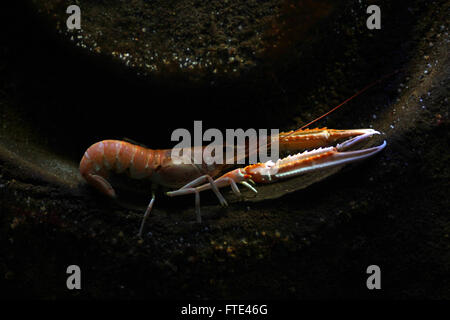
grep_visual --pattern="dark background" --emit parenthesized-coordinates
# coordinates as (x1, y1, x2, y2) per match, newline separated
(0, 0, 448, 299)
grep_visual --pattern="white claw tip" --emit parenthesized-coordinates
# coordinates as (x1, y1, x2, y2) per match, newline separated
(241, 181, 258, 193)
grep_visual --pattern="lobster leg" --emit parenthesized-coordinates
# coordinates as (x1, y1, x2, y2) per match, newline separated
(177, 174, 228, 207)
(167, 175, 247, 222)
(138, 191, 156, 238)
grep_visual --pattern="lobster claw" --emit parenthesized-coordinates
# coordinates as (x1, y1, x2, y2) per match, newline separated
(248, 130, 386, 182)
(168, 129, 386, 196)
(330, 130, 387, 163)
(278, 128, 383, 153)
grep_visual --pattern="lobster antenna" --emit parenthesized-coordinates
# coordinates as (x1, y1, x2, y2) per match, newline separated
(299, 69, 400, 130)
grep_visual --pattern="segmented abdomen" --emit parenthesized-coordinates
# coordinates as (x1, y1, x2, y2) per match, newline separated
(79, 140, 165, 181)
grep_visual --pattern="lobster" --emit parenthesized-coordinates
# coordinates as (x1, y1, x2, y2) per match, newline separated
(79, 127, 385, 237)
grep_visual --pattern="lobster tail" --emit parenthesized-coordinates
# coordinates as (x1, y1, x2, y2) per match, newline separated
(79, 140, 160, 197)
